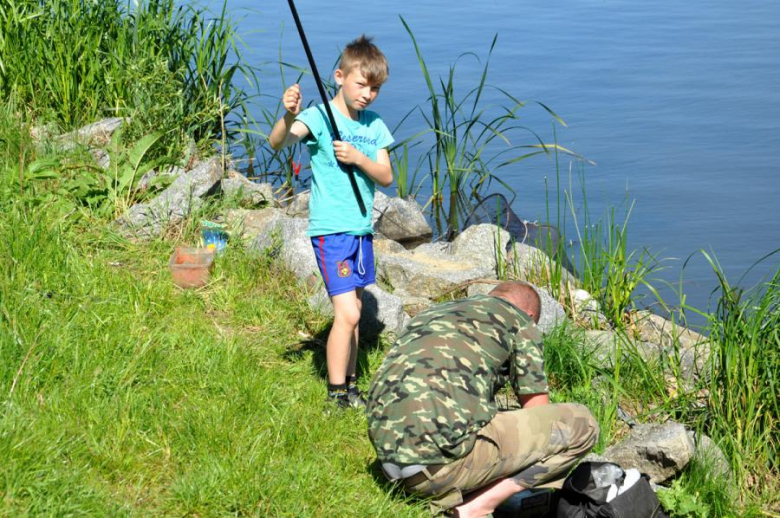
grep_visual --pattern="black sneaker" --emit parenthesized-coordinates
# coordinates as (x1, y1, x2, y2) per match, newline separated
(326, 390, 353, 412)
(347, 386, 367, 409)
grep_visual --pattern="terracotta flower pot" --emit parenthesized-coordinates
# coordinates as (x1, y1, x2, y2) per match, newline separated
(169, 247, 215, 288)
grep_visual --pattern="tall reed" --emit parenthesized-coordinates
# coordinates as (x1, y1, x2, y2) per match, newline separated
(693, 252, 779, 495)
(0, 0, 253, 155)
(399, 17, 576, 237)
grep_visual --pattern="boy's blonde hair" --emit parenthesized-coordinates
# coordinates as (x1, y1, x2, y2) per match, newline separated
(339, 35, 389, 85)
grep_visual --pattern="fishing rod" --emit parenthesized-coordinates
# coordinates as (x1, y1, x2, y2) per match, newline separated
(286, 0, 367, 215)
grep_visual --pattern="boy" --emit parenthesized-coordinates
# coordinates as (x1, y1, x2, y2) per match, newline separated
(269, 35, 393, 409)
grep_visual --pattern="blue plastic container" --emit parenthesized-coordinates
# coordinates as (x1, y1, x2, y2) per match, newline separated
(202, 227, 227, 254)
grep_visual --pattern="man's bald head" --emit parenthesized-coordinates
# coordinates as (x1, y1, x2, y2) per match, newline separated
(488, 281, 541, 323)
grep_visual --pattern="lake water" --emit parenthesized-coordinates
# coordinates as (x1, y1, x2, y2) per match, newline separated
(207, 0, 780, 324)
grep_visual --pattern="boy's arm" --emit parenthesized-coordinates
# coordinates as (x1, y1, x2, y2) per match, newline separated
(269, 114, 309, 150)
(333, 143, 393, 187)
(269, 84, 310, 150)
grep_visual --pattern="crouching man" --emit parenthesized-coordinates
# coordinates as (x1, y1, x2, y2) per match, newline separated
(366, 281, 599, 517)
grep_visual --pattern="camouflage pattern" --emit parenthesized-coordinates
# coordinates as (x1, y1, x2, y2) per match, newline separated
(366, 295, 548, 464)
(403, 403, 599, 512)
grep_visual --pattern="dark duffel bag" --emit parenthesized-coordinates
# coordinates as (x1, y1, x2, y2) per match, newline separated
(556, 462, 669, 518)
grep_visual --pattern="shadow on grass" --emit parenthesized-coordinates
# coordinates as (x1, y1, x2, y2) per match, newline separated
(282, 289, 388, 381)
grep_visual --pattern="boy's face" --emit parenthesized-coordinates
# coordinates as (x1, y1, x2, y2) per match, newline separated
(335, 67, 382, 111)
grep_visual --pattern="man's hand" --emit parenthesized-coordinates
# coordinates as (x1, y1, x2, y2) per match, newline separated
(283, 84, 302, 116)
(333, 141, 362, 165)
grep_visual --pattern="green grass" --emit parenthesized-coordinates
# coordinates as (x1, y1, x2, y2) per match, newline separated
(0, 199, 428, 516)
(2, 9, 778, 513)
(0, 0, 254, 158)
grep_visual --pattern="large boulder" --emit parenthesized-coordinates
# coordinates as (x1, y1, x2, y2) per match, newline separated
(451, 224, 513, 276)
(115, 157, 222, 239)
(285, 190, 310, 218)
(225, 208, 285, 242)
(136, 165, 185, 193)
(376, 244, 493, 300)
(572, 288, 609, 328)
(221, 170, 275, 207)
(308, 284, 409, 337)
(59, 117, 125, 148)
(372, 191, 432, 243)
(249, 215, 317, 282)
(602, 422, 695, 483)
(506, 242, 577, 287)
(634, 311, 710, 378)
(361, 285, 409, 336)
(531, 284, 566, 334)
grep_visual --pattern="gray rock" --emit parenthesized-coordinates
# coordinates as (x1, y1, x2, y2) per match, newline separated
(376, 245, 493, 299)
(635, 311, 710, 379)
(451, 224, 513, 275)
(221, 171, 275, 206)
(361, 284, 409, 336)
(372, 191, 432, 243)
(531, 284, 566, 334)
(584, 329, 665, 366)
(89, 148, 110, 170)
(572, 288, 609, 328)
(307, 287, 331, 315)
(688, 431, 731, 481)
(60, 117, 125, 148)
(224, 208, 285, 241)
(30, 123, 58, 143)
(391, 289, 433, 317)
(506, 242, 577, 287)
(308, 284, 410, 338)
(285, 190, 310, 218)
(137, 165, 185, 193)
(115, 157, 223, 239)
(602, 422, 695, 483)
(249, 215, 318, 282)
(373, 234, 407, 255)
(467, 281, 500, 297)
(413, 241, 452, 255)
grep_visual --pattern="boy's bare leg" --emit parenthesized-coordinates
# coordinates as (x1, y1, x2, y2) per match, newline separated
(347, 287, 364, 378)
(454, 478, 526, 518)
(327, 290, 361, 384)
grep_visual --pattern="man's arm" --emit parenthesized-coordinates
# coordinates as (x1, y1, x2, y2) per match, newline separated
(518, 393, 549, 408)
(332, 144, 393, 187)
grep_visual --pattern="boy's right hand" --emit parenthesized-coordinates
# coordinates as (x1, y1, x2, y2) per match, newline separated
(283, 84, 302, 116)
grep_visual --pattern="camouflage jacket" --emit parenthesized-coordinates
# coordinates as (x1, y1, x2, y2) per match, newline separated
(366, 295, 548, 465)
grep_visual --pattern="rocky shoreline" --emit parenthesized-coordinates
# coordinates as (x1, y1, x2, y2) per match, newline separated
(62, 117, 722, 492)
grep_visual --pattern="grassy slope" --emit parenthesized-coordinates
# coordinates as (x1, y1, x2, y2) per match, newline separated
(0, 207, 428, 516)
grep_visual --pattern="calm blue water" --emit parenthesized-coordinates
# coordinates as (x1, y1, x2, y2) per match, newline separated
(209, 0, 780, 322)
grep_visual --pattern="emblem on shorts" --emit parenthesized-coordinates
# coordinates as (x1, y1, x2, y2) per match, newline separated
(337, 261, 352, 277)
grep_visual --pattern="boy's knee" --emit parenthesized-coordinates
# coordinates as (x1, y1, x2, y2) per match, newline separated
(334, 304, 361, 328)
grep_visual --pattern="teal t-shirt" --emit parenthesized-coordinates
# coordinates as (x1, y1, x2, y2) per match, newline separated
(296, 103, 394, 237)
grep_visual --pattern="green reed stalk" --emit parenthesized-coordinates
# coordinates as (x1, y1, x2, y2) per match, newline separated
(0, 0, 252, 156)
(693, 252, 779, 492)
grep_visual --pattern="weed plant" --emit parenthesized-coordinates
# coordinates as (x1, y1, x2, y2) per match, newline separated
(399, 17, 579, 237)
(687, 253, 779, 500)
(0, 0, 254, 157)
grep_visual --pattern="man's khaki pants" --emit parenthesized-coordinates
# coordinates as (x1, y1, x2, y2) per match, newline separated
(402, 403, 599, 513)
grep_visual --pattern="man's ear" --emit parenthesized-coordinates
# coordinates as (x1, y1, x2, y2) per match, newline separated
(334, 68, 344, 86)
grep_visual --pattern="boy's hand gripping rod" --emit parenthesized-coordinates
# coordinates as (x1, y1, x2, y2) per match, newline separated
(286, 0, 367, 215)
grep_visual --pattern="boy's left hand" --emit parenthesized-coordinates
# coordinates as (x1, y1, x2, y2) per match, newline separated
(333, 141, 362, 166)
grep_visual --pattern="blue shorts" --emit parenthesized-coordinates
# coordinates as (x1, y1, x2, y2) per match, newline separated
(311, 233, 376, 297)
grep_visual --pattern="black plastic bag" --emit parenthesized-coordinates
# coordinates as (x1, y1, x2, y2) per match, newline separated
(557, 462, 669, 518)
